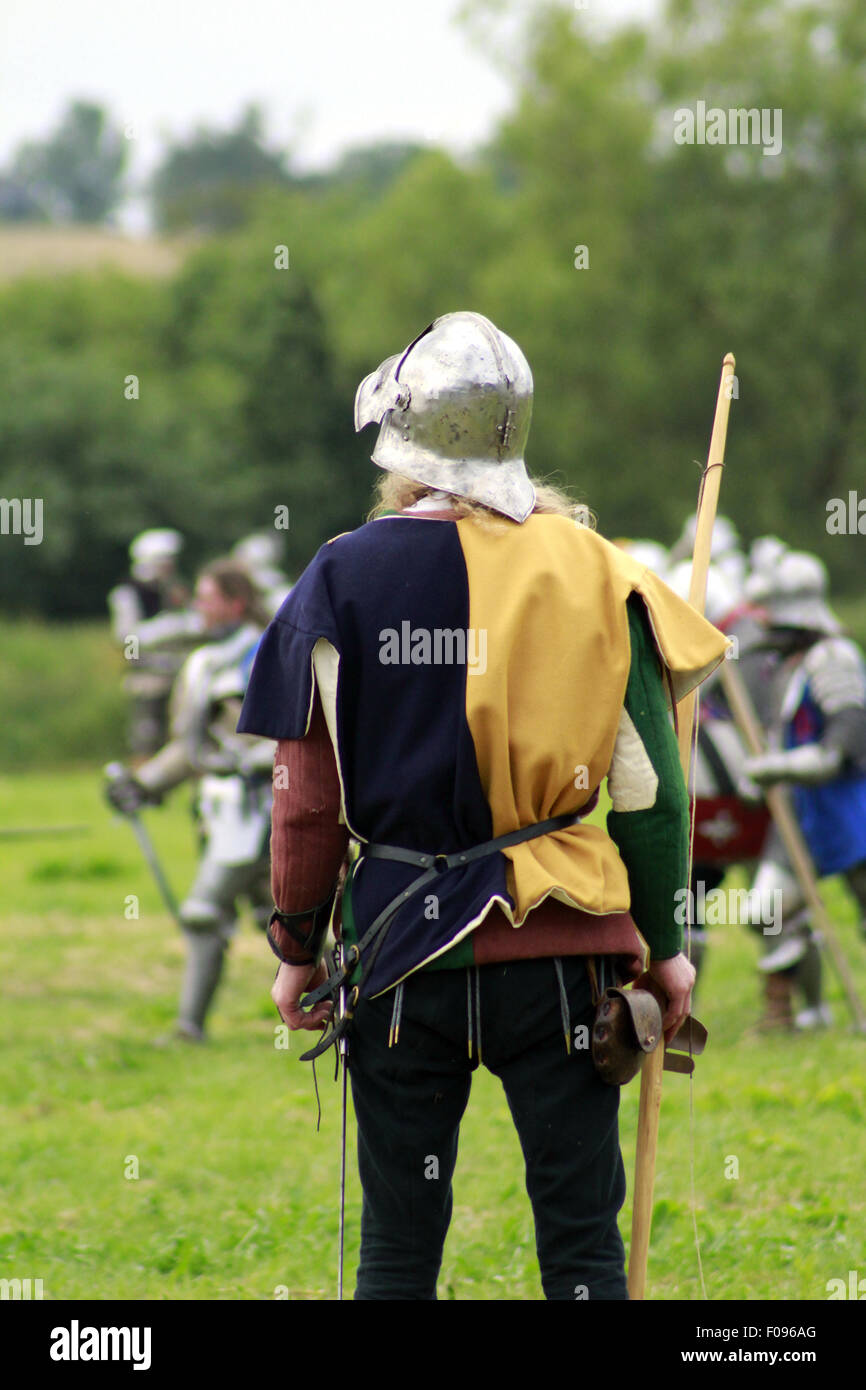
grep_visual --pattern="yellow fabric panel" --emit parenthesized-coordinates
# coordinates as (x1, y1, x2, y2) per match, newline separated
(457, 513, 729, 922)
(630, 566, 732, 705)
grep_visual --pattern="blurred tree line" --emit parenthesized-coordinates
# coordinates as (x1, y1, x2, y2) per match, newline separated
(0, 101, 128, 223)
(1, 0, 864, 617)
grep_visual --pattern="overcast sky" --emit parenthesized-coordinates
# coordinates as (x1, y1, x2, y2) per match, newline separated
(1, 0, 660, 216)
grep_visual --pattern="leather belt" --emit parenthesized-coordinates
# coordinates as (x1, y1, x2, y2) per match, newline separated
(298, 809, 582, 1061)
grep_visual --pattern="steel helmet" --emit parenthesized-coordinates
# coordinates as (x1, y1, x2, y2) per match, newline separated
(354, 311, 535, 522)
(618, 539, 670, 578)
(232, 533, 283, 569)
(666, 558, 739, 626)
(670, 512, 741, 565)
(746, 550, 841, 634)
(130, 528, 182, 564)
(748, 534, 788, 576)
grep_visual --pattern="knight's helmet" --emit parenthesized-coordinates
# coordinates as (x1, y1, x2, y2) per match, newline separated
(129, 528, 183, 581)
(354, 311, 535, 522)
(670, 512, 746, 595)
(672, 512, 740, 562)
(232, 532, 284, 575)
(748, 534, 788, 579)
(616, 539, 670, 579)
(666, 559, 738, 627)
(745, 550, 841, 636)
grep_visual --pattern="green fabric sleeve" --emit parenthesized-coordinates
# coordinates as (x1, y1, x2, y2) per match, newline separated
(606, 592, 689, 960)
(421, 934, 475, 971)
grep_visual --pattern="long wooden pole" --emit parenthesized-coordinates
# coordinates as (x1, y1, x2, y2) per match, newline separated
(627, 352, 736, 1300)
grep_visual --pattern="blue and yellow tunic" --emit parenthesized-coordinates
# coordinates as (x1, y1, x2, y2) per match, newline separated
(239, 510, 728, 996)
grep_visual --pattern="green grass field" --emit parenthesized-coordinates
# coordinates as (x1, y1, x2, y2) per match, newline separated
(2, 769, 865, 1301)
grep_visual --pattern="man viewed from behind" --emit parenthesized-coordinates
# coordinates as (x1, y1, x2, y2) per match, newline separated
(239, 311, 728, 1298)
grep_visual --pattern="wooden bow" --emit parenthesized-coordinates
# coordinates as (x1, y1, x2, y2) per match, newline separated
(627, 352, 736, 1299)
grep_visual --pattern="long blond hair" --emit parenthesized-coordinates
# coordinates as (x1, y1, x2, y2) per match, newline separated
(368, 472, 595, 532)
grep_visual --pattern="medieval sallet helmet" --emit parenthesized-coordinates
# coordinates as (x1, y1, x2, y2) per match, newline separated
(232, 532, 283, 570)
(617, 539, 670, 579)
(670, 511, 746, 594)
(354, 311, 536, 523)
(748, 534, 788, 578)
(745, 550, 841, 635)
(129, 528, 183, 582)
(130, 528, 182, 564)
(671, 511, 741, 564)
(666, 558, 739, 626)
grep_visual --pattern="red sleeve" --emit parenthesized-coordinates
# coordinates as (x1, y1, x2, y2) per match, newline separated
(269, 688, 349, 962)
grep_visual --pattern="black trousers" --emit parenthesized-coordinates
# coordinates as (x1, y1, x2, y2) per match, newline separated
(347, 956, 628, 1300)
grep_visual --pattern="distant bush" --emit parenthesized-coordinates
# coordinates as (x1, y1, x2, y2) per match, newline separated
(1, 619, 126, 769)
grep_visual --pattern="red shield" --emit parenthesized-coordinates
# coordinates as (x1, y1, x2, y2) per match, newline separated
(691, 795, 771, 865)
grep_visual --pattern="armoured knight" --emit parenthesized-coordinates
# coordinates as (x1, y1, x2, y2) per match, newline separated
(107, 561, 275, 1040)
(108, 529, 202, 756)
(739, 551, 866, 1027)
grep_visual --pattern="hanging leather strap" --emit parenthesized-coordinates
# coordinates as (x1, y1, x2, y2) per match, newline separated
(298, 809, 583, 1061)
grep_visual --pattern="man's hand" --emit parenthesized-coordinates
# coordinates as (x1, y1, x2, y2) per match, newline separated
(644, 952, 696, 1045)
(104, 764, 161, 816)
(736, 771, 765, 804)
(272, 960, 333, 1031)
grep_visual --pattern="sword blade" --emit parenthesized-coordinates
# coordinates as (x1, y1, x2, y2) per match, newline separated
(127, 813, 182, 924)
(0, 824, 91, 839)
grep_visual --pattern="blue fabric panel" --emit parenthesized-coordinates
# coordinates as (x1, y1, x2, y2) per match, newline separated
(785, 688, 866, 874)
(238, 517, 511, 993)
